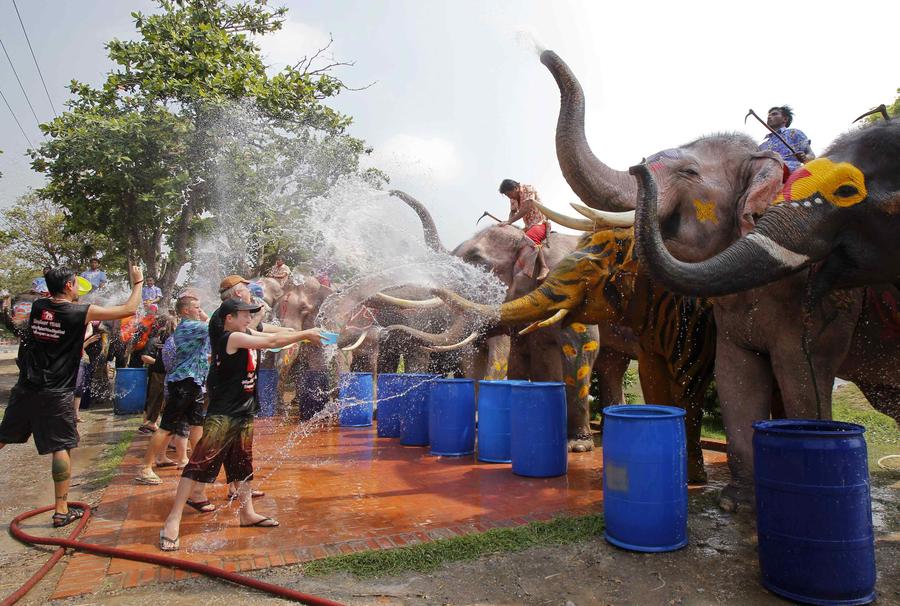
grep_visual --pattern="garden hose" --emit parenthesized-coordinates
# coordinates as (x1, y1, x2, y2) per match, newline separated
(4, 502, 344, 606)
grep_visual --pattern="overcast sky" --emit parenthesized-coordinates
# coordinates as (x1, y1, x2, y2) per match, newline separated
(1, 0, 897, 245)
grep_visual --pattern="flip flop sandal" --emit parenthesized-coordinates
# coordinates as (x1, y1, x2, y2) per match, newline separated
(135, 472, 162, 485)
(52, 507, 84, 528)
(138, 425, 155, 434)
(240, 516, 279, 528)
(228, 489, 265, 500)
(159, 529, 180, 551)
(185, 500, 217, 513)
(155, 460, 178, 468)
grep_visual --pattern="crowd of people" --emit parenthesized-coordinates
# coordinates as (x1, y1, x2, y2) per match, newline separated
(0, 260, 325, 550)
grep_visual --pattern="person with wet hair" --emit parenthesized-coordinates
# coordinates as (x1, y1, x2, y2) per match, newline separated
(0, 264, 144, 527)
(759, 105, 815, 172)
(158, 298, 325, 550)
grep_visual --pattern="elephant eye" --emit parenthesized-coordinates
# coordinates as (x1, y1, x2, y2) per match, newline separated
(679, 167, 700, 177)
(834, 184, 859, 198)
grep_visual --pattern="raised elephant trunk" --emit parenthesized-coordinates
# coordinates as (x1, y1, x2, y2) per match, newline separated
(389, 190, 447, 253)
(541, 50, 637, 212)
(632, 163, 824, 296)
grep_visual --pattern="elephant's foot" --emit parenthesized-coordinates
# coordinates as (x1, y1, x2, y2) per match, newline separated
(718, 483, 755, 513)
(687, 459, 708, 484)
(568, 433, 594, 453)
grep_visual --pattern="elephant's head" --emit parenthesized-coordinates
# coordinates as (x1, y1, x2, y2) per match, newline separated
(276, 276, 333, 331)
(542, 50, 786, 264)
(633, 120, 900, 297)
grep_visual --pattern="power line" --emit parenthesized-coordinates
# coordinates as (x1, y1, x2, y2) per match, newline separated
(0, 84, 35, 148)
(0, 37, 42, 128)
(11, 0, 58, 118)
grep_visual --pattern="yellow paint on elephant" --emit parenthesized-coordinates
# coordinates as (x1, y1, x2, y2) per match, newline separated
(579, 385, 590, 398)
(582, 341, 599, 352)
(774, 158, 867, 208)
(565, 376, 576, 386)
(692, 199, 719, 224)
(562, 344, 577, 357)
(570, 323, 587, 333)
(576, 365, 591, 380)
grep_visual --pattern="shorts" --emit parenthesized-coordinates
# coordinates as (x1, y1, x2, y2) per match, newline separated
(525, 223, 547, 244)
(0, 384, 79, 455)
(159, 378, 205, 432)
(181, 414, 254, 484)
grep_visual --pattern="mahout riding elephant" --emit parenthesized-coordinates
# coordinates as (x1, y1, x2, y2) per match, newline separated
(541, 48, 900, 509)
(630, 128, 900, 510)
(384, 190, 638, 452)
(404, 218, 716, 483)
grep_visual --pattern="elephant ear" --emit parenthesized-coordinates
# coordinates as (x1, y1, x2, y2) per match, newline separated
(738, 152, 786, 236)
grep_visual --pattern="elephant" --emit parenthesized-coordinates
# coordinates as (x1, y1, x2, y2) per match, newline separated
(541, 51, 900, 510)
(420, 221, 716, 483)
(384, 190, 638, 452)
(631, 140, 900, 511)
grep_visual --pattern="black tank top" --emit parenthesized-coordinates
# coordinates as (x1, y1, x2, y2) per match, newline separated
(207, 330, 258, 417)
(19, 297, 90, 391)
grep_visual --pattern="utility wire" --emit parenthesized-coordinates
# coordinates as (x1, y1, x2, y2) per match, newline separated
(0, 37, 42, 128)
(11, 0, 58, 118)
(0, 84, 35, 147)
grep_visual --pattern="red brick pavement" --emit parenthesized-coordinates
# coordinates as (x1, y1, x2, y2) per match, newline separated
(50, 419, 726, 599)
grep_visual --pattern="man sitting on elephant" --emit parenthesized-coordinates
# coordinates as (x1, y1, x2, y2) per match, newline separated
(758, 105, 815, 172)
(499, 179, 550, 280)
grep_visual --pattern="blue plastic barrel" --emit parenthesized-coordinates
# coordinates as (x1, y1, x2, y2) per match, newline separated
(398, 374, 436, 446)
(602, 404, 687, 552)
(510, 382, 567, 477)
(376, 373, 404, 438)
(256, 368, 277, 417)
(477, 380, 526, 463)
(753, 419, 875, 606)
(429, 379, 476, 456)
(114, 368, 148, 415)
(338, 372, 374, 427)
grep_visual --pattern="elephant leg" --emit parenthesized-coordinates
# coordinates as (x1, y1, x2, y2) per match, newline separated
(592, 347, 629, 408)
(560, 324, 598, 452)
(637, 350, 706, 484)
(507, 333, 529, 380)
(715, 338, 775, 513)
(483, 334, 510, 380)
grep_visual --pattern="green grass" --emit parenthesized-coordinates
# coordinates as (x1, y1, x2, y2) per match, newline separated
(832, 383, 899, 468)
(701, 414, 726, 441)
(302, 513, 604, 578)
(93, 424, 139, 487)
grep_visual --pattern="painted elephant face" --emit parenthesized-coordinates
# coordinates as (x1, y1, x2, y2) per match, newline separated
(644, 140, 784, 263)
(633, 120, 900, 297)
(276, 277, 332, 331)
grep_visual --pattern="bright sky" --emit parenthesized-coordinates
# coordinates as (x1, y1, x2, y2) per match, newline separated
(1, 0, 897, 245)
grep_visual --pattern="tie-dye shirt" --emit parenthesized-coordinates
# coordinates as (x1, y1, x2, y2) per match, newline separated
(759, 128, 812, 172)
(511, 184, 548, 229)
(165, 319, 210, 387)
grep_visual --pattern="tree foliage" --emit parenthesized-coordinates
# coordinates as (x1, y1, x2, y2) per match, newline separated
(0, 192, 124, 294)
(31, 0, 379, 299)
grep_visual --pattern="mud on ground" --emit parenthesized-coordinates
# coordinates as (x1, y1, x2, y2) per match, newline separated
(0, 352, 897, 606)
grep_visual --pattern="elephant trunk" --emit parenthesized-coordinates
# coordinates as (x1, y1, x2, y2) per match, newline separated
(389, 190, 447, 253)
(541, 50, 637, 212)
(632, 163, 820, 296)
(433, 286, 578, 326)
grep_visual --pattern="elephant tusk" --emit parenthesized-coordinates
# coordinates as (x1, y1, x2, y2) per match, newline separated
(533, 201, 595, 231)
(374, 292, 445, 309)
(518, 308, 569, 335)
(340, 332, 368, 351)
(569, 202, 635, 227)
(424, 331, 480, 352)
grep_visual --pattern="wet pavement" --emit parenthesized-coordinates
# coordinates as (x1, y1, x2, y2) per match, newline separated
(51, 418, 727, 599)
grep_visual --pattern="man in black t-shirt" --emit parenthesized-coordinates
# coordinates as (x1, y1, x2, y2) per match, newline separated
(159, 297, 324, 551)
(0, 265, 145, 527)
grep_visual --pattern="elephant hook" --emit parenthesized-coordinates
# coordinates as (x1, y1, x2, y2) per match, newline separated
(476, 211, 503, 226)
(852, 104, 890, 124)
(745, 108, 799, 157)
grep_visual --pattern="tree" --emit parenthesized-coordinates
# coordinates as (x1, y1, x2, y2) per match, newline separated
(0, 191, 124, 294)
(31, 0, 377, 300)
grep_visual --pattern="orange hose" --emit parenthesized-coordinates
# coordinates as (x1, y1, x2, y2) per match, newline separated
(4, 502, 344, 606)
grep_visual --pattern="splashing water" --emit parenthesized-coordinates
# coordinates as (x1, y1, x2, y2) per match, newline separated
(514, 29, 546, 57)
